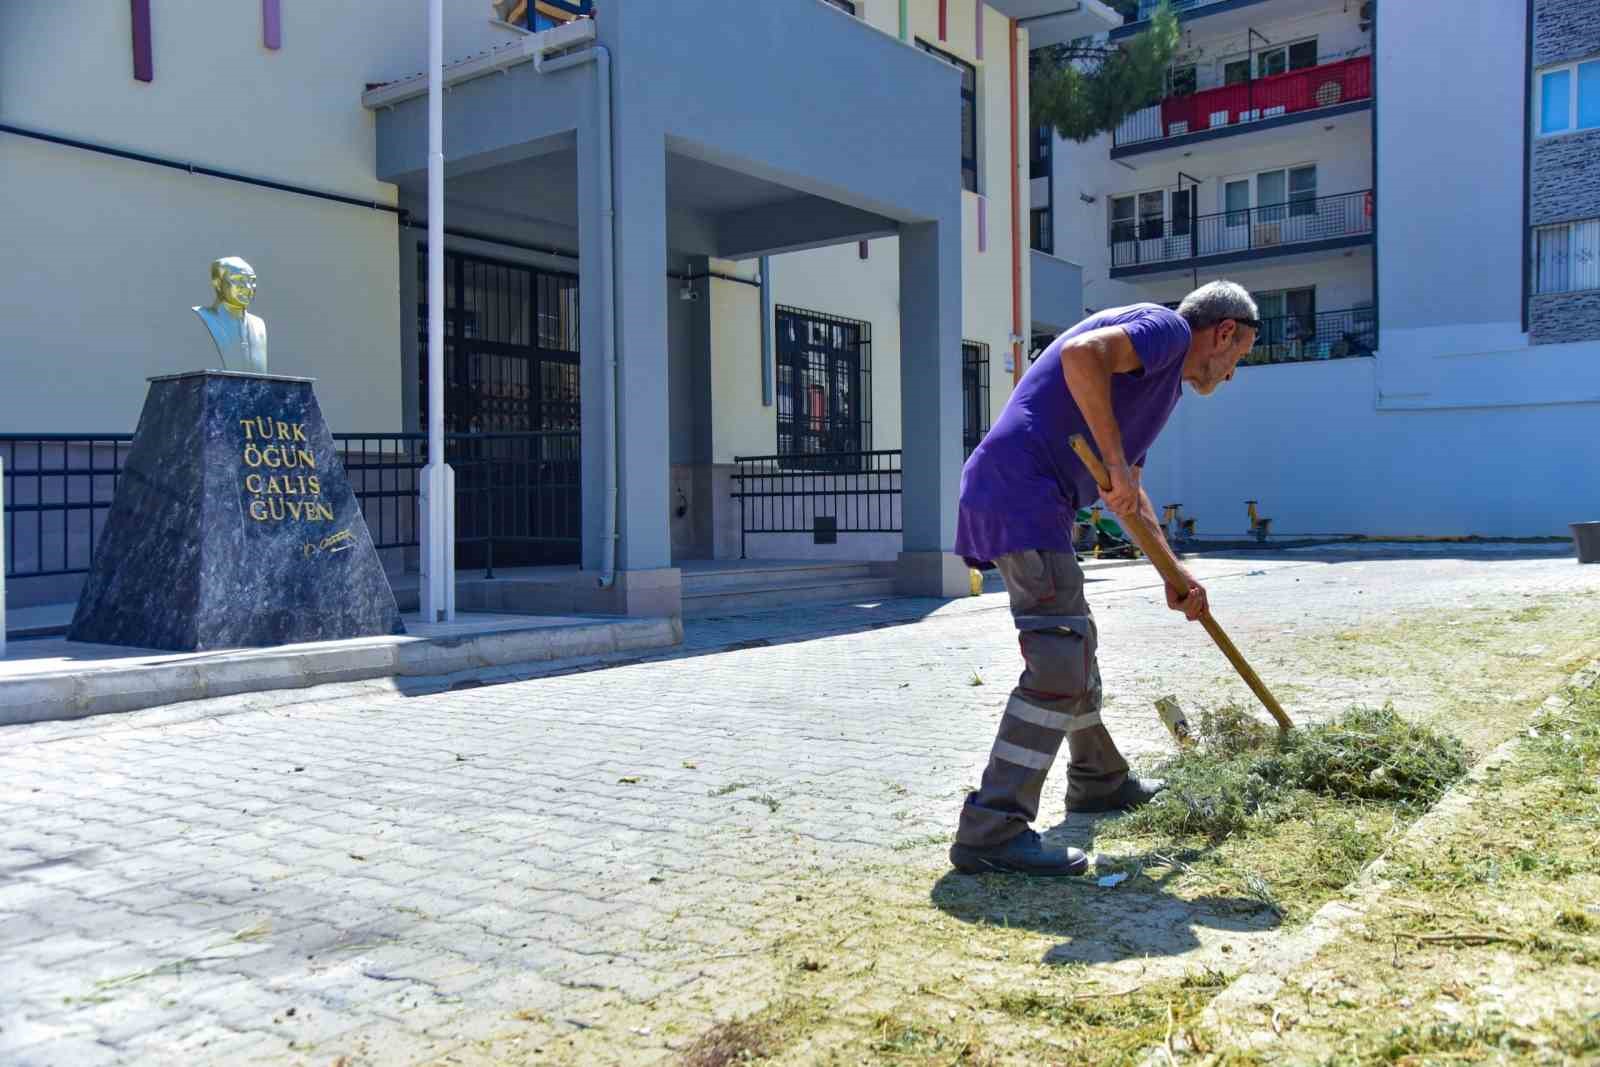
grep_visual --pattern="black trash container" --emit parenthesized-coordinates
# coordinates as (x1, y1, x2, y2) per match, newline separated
(1572, 521, 1600, 564)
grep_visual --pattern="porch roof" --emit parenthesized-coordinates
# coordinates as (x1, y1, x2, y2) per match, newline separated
(363, 0, 964, 261)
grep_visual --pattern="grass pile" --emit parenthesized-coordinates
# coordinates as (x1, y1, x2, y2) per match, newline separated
(1123, 703, 1470, 841)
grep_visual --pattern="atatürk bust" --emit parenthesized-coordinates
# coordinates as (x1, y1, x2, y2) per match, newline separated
(193, 256, 268, 373)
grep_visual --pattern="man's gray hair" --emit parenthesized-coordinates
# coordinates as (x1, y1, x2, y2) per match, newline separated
(1176, 281, 1258, 329)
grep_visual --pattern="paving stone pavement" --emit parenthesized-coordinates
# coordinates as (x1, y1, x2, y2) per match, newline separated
(0, 547, 1592, 1065)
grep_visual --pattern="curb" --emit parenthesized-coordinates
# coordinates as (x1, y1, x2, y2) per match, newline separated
(1192, 657, 1600, 1051)
(0, 616, 683, 728)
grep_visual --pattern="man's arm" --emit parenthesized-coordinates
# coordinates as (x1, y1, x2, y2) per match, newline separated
(1060, 326, 1144, 520)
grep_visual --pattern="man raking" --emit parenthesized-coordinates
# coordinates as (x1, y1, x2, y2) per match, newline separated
(949, 282, 1261, 877)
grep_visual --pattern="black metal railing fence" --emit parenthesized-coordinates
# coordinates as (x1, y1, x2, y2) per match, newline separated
(730, 449, 901, 559)
(1244, 307, 1377, 366)
(1, 431, 580, 582)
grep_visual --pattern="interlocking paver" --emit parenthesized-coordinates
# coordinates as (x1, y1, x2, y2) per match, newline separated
(1, 550, 1595, 1062)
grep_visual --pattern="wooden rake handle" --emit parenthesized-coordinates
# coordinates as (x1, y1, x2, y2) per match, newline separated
(1068, 434, 1294, 732)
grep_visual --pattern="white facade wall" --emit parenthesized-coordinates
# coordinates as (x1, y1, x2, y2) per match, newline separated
(0, 1, 510, 434)
(1126, 250, 1372, 313)
(1106, 0, 1600, 538)
(753, 0, 1027, 459)
(1140, 354, 1600, 539)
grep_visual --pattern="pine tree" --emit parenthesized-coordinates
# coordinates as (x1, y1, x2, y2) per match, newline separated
(1031, 4, 1181, 143)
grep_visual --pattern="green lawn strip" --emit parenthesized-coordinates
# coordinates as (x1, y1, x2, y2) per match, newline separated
(1185, 675, 1600, 1065)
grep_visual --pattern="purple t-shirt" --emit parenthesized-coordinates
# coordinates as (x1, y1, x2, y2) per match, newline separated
(954, 304, 1189, 566)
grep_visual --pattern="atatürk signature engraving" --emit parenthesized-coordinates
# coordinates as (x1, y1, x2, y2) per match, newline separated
(303, 528, 355, 559)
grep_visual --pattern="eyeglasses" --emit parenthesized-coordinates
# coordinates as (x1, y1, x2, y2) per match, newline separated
(1233, 316, 1262, 331)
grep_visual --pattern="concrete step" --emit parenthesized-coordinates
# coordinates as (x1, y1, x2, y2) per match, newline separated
(680, 560, 892, 595)
(680, 577, 900, 617)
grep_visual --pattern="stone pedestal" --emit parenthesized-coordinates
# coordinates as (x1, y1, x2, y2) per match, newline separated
(69, 371, 404, 651)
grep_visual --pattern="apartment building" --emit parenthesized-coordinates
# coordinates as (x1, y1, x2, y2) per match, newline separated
(0, 0, 1118, 621)
(1034, 0, 1600, 537)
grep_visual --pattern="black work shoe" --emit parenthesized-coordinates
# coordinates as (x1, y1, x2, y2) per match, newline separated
(949, 829, 1089, 877)
(1067, 776, 1167, 814)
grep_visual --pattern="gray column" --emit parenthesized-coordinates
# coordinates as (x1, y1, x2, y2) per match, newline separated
(896, 218, 968, 597)
(577, 120, 610, 575)
(574, 106, 678, 614)
(611, 134, 673, 574)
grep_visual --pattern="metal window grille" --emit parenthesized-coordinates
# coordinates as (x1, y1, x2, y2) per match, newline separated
(1030, 208, 1053, 254)
(962, 341, 991, 458)
(1533, 219, 1600, 295)
(1030, 124, 1052, 180)
(775, 305, 872, 472)
(918, 40, 979, 193)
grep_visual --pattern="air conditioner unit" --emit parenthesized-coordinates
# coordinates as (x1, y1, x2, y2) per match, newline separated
(1253, 222, 1282, 247)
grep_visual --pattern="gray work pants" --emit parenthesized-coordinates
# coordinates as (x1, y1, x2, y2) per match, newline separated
(955, 549, 1130, 847)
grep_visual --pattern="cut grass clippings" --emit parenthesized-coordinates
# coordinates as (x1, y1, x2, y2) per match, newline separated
(1124, 703, 1470, 841)
(1091, 704, 1472, 927)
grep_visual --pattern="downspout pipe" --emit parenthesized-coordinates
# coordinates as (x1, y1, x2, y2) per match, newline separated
(1010, 18, 1023, 387)
(759, 256, 774, 406)
(535, 35, 618, 589)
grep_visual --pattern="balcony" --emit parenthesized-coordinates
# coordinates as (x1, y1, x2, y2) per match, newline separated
(1110, 189, 1373, 276)
(1243, 307, 1376, 366)
(1113, 55, 1372, 155)
(1112, 0, 1345, 39)
(1136, 0, 1245, 20)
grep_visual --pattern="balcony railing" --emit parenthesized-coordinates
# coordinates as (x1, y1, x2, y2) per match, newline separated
(730, 450, 901, 559)
(1110, 189, 1373, 269)
(1115, 55, 1372, 149)
(1135, 0, 1229, 19)
(1243, 307, 1376, 366)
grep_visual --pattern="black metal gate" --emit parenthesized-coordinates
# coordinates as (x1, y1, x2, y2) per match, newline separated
(418, 249, 581, 566)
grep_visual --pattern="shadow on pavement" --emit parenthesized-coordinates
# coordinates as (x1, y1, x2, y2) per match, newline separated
(927, 813, 1280, 966)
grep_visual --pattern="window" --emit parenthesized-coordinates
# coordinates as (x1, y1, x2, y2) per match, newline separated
(822, 0, 858, 14)
(1533, 219, 1600, 294)
(1538, 59, 1600, 135)
(1167, 65, 1197, 97)
(775, 306, 872, 466)
(1256, 38, 1318, 78)
(1255, 287, 1317, 345)
(1255, 165, 1317, 220)
(918, 41, 979, 193)
(1111, 195, 1136, 243)
(1031, 208, 1053, 254)
(1031, 125, 1052, 180)
(1223, 59, 1251, 86)
(1224, 180, 1250, 226)
(1288, 164, 1318, 216)
(1171, 187, 1193, 237)
(1138, 190, 1165, 239)
(962, 342, 991, 458)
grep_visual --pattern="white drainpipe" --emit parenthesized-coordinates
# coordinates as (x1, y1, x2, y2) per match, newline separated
(534, 31, 618, 589)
